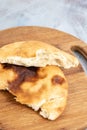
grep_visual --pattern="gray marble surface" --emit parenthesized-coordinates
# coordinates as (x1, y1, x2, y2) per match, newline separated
(0, 0, 87, 73)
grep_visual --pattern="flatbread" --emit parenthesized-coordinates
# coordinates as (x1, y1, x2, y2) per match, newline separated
(0, 40, 79, 68)
(0, 63, 68, 120)
(0, 40, 78, 120)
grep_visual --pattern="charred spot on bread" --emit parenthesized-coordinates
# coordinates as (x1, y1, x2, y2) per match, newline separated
(1, 63, 47, 94)
(2, 64, 38, 92)
(51, 75, 65, 85)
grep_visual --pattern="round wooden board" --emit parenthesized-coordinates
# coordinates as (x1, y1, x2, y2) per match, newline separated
(0, 26, 87, 130)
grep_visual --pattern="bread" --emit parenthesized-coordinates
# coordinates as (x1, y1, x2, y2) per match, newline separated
(0, 63, 68, 120)
(0, 40, 79, 68)
(0, 40, 78, 120)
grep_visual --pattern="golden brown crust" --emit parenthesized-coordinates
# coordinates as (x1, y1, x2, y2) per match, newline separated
(0, 40, 79, 68)
(0, 40, 71, 120)
(0, 64, 17, 90)
(0, 41, 58, 58)
(0, 64, 68, 120)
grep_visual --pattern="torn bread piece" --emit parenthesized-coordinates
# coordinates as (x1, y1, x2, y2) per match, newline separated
(0, 64, 68, 120)
(0, 40, 79, 120)
(0, 40, 79, 68)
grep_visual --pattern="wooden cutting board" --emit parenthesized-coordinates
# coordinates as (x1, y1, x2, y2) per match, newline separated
(0, 26, 87, 130)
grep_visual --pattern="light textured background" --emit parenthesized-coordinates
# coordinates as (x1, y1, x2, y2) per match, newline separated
(0, 0, 87, 73)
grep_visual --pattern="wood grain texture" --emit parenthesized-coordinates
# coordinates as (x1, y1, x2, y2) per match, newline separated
(0, 26, 87, 130)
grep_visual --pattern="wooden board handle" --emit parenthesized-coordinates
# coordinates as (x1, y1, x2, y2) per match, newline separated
(71, 45, 87, 59)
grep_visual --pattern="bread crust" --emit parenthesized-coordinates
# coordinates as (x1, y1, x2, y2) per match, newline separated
(0, 64, 68, 120)
(0, 40, 79, 68)
(0, 40, 78, 120)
